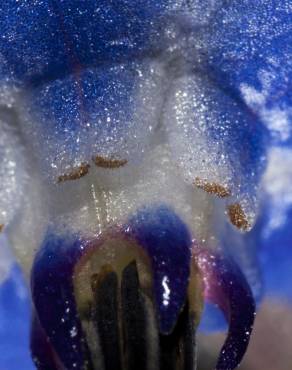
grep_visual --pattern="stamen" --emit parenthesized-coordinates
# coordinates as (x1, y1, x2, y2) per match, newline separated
(91, 267, 122, 370)
(121, 261, 148, 370)
(73, 235, 197, 370)
(30, 208, 206, 369)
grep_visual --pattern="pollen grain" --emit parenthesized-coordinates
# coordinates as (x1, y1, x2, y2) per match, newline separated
(57, 163, 90, 183)
(227, 203, 249, 231)
(194, 177, 231, 198)
(92, 155, 127, 169)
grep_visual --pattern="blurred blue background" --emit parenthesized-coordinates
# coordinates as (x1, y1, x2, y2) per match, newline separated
(0, 265, 34, 370)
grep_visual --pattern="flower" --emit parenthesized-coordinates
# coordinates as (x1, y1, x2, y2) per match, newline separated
(0, 1, 291, 369)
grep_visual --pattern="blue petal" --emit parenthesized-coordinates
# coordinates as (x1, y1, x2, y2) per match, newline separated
(165, 73, 267, 230)
(0, 0, 171, 84)
(203, 0, 292, 144)
(21, 61, 165, 178)
(0, 1, 176, 180)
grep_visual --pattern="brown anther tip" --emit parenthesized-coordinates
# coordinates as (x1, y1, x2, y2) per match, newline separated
(227, 203, 249, 231)
(92, 155, 127, 169)
(91, 265, 114, 291)
(57, 163, 90, 183)
(90, 273, 99, 291)
(0, 224, 4, 233)
(194, 177, 231, 198)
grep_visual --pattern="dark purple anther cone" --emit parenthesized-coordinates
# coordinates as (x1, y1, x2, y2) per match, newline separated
(31, 233, 91, 369)
(194, 248, 256, 370)
(31, 205, 193, 367)
(30, 208, 256, 370)
(125, 205, 192, 335)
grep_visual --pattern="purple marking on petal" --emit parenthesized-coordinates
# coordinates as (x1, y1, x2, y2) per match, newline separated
(31, 233, 91, 369)
(194, 247, 255, 370)
(125, 205, 192, 335)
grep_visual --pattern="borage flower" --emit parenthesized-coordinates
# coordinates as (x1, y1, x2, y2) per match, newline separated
(0, 1, 290, 369)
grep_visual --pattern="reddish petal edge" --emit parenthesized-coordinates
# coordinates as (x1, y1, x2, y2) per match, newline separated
(193, 246, 256, 370)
